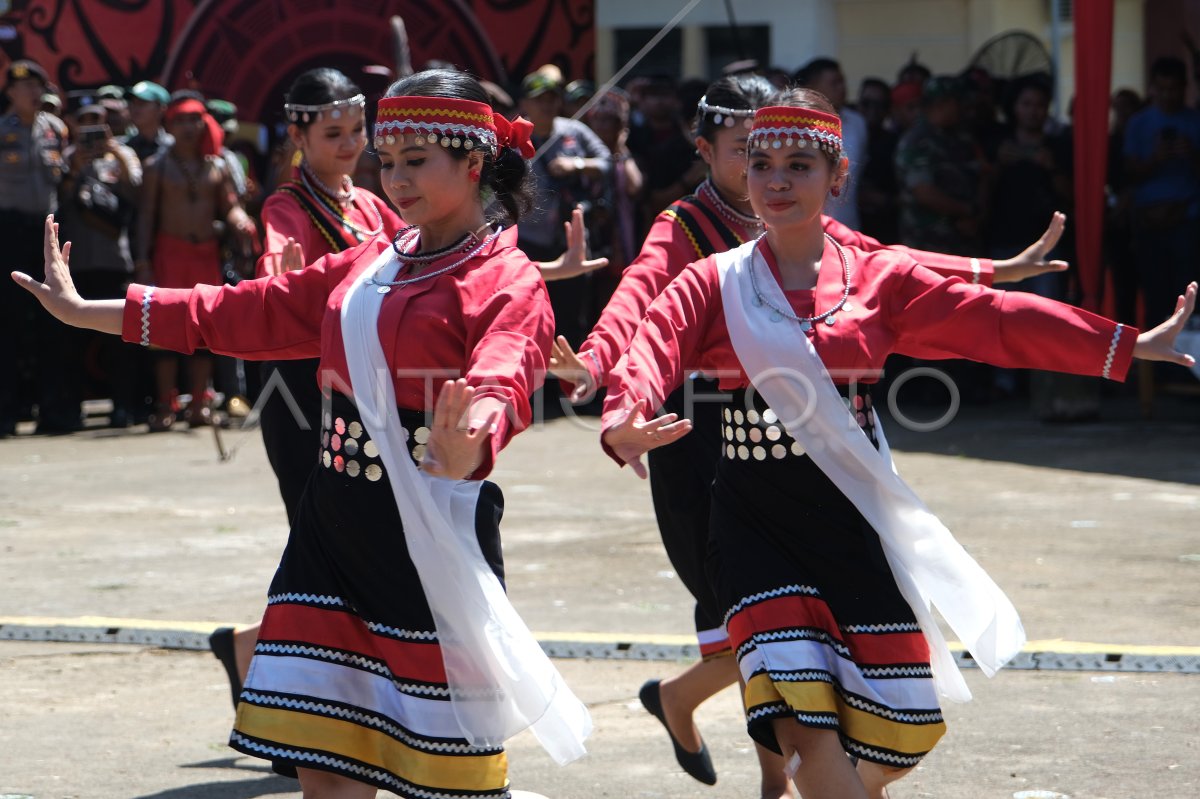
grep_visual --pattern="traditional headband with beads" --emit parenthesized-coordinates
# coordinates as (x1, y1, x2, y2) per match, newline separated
(371, 96, 536, 158)
(748, 106, 843, 155)
(696, 95, 754, 129)
(284, 94, 366, 124)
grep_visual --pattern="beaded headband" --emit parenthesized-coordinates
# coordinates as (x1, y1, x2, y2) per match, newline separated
(372, 95, 535, 158)
(284, 94, 366, 124)
(749, 105, 843, 155)
(696, 95, 754, 129)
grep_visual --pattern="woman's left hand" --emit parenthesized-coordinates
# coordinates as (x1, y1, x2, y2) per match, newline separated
(992, 211, 1071, 284)
(539, 205, 609, 282)
(1133, 281, 1197, 367)
(420, 379, 499, 479)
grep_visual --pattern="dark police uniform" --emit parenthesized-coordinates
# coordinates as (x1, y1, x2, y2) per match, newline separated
(0, 108, 68, 432)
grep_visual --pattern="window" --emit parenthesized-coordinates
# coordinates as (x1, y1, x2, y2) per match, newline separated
(614, 27, 683, 79)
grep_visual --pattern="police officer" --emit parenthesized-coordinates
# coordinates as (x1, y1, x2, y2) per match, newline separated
(0, 59, 69, 435)
(122, 80, 173, 165)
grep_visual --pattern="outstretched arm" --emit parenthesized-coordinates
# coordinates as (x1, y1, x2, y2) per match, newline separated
(537, 205, 609, 281)
(11, 216, 124, 334)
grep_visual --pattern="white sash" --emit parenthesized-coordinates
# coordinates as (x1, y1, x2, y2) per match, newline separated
(716, 241, 1025, 702)
(340, 248, 592, 762)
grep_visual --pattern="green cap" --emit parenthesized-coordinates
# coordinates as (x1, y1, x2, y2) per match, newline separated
(521, 71, 562, 98)
(96, 84, 125, 100)
(128, 80, 170, 105)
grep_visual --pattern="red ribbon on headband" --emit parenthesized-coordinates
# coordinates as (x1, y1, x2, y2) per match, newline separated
(494, 114, 536, 159)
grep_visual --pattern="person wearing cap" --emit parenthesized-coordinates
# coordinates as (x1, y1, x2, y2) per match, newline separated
(563, 78, 593, 118)
(122, 80, 173, 164)
(205, 98, 249, 200)
(135, 94, 258, 430)
(55, 97, 143, 428)
(0, 59, 69, 435)
(895, 74, 986, 256)
(518, 65, 612, 353)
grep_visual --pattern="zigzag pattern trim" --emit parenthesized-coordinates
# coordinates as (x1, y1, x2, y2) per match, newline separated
(376, 107, 494, 124)
(746, 702, 791, 722)
(748, 627, 853, 659)
(842, 622, 922, 634)
(366, 621, 439, 642)
(840, 691, 943, 724)
(240, 692, 499, 754)
(139, 286, 154, 347)
(769, 669, 835, 684)
(1103, 324, 1123, 380)
(267, 592, 347, 607)
(723, 584, 820, 627)
(860, 664, 932, 679)
(253, 642, 451, 697)
(229, 732, 508, 799)
(843, 739, 924, 768)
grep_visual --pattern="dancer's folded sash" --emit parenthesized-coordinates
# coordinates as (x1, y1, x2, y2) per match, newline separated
(715, 240, 1025, 701)
(341, 247, 592, 761)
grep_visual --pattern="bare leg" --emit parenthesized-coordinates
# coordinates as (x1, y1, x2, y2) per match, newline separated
(856, 760, 912, 799)
(151, 356, 177, 430)
(659, 654, 738, 751)
(771, 718, 869, 799)
(297, 768, 377, 798)
(232, 622, 260, 682)
(756, 740, 794, 799)
(186, 354, 213, 425)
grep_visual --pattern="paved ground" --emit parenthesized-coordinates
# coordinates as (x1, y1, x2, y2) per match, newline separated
(1, 389, 1197, 798)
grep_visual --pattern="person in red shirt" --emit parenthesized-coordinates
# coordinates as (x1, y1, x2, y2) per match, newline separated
(552, 74, 1071, 797)
(204, 67, 404, 746)
(14, 69, 590, 798)
(598, 89, 1195, 799)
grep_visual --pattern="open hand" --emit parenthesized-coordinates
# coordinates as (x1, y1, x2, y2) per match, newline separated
(267, 237, 306, 276)
(548, 335, 596, 403)
(540, 205, 609, 282)
(1134, 282, 1197, 368)
(420, 379, 498, 479)
(992, 212, 1070, 284)
(601, 400, 692, 479)
(10, 216, 84, 326)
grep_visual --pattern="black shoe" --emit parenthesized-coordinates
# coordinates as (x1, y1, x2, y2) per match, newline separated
(271, 761, 298, 779)
(208, 627, 242, 710)
(638, 679, 717, 785)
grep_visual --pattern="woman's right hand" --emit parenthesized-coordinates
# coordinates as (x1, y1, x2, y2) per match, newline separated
(267, 237, 306, 276)
(601, 400, 692, 479)
(548, 335, 596, 403)
(11, 216, 84, 326)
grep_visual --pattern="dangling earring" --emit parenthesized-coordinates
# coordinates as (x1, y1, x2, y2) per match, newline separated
(830, 185, 841, 198)
(469, 168, 481, 182)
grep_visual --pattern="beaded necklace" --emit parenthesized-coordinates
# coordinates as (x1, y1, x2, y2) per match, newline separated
(370, 227, 500, 294)
(301, 159, 352, 203)
(299, 162, 385, 240)
(699, 179, 762, 233)
(389, 225, 476, 263)
(749, 233, 853, 331)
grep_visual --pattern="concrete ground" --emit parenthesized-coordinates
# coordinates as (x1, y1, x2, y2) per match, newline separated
(0, 390, 1197, 798)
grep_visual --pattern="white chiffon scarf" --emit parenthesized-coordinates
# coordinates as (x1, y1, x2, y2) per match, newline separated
(340, 247, 592, 762)
(715, 241, 1025, 702)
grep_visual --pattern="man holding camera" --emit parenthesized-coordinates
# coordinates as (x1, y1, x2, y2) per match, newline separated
(55, 96, 143, 427)
(0, 59, 68, 435)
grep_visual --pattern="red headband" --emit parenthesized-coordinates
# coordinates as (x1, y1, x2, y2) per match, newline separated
(373, 96, 535, 159)
(749, 106, 843, 155)
(165, 98, 223, 157)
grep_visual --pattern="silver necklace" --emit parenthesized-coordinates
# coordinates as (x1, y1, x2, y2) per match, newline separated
(749, 233, 853, 331)
(300, 163, 385, 239)
(369, 227, 500, 294)
(302, 159, 353, 203)
(700, 179, 762, 233)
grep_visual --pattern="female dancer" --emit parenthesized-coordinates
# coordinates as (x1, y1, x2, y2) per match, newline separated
(598, 90, 1194, 799)
(210, 69, 609, 711)
(14, 69, 590, 799)
(551, 74, 1069, 797)
(207, 68, 403, 707)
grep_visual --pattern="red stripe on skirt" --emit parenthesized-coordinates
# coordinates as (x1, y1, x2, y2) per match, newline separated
(260, 602, 447, 684)
(727, 594, 929, 666)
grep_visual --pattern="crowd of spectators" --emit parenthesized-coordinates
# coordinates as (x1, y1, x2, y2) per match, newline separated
(1, 47, 1196, 435)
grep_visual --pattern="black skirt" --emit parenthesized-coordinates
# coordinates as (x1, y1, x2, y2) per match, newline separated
(709, 387, 947, 768)
(230, 392, 512, 797)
